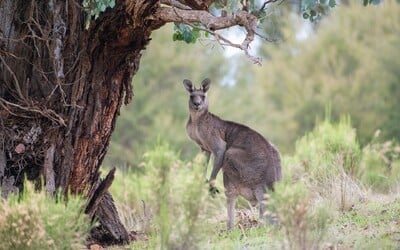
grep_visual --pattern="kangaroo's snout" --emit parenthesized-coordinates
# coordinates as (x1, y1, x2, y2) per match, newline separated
(190, 94, 204, 110)
(192, 99, 201, 107)
(192, 102, 200, 110)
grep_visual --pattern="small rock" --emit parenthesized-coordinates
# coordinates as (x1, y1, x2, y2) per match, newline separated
(15, 143, 25, 154)
(89, 244, 102, 250)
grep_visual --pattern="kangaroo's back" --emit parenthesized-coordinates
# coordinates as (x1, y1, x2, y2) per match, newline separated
(222, 120, 281, 186)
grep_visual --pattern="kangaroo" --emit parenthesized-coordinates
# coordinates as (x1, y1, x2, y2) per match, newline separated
(183, 78, 282, 230)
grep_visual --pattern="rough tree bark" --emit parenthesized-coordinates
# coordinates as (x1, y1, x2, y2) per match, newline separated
(0, 0, 264, 245)
(0, 0, 163, 244)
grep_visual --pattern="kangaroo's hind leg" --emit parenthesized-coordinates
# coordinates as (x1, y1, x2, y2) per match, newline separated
(254, 186, 266, 222)
(223, 172, 238, 230)
(255, 184, 279, 225)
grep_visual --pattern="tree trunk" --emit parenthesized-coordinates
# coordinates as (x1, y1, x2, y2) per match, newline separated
(0, 0, 162, 245)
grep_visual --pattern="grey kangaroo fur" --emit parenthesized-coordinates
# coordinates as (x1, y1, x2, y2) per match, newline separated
(183, 78, 282, 230)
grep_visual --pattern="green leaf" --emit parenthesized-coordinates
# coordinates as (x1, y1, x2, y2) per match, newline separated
(191, 29, 200, 43)
(172, 33, 179, 41)
(99, 3, 106, 12)
(109, 0, 115, 8)
(172, 32, 183, 41)
(328, 0, 336, 8)
(182, 30, 192, 43)
(302, 0, 316, 9)
(320, 5, 330, 15)
(172, 23, 201, 44)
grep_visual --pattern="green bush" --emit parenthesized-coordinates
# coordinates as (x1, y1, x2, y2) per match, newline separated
(358, 135, 400, 192)
(295, 116, 362, 179)
(290, 116, 365, 211)
(0, 183, 90, 250)
(111, 140, 222, 249)
(147, 141, 222, 249)
(269, 181, 332, 250)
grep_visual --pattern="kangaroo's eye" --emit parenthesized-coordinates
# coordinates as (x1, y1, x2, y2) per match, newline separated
(190, 95, 205, 102)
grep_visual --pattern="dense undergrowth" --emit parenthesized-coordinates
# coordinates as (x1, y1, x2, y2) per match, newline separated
(0, 183, 91, 250)
(109, 118, 400, 249)
(0, 118, 398, 249)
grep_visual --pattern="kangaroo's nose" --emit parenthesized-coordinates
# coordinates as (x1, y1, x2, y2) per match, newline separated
(193, 101, 201, 107)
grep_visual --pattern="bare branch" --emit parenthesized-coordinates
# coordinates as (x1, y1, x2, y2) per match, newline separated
(160, 0, 192, 10)
(0, 97, 66, 126)
(153, 7, 247, 30)
(260, 0, 281, 11)
(184, 21, 262, 64)
(0, 55, 26, 101)
(151, 6, 262, 64)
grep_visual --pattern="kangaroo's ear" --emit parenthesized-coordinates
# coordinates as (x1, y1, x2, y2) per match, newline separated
(183, 79, 193, 92)
(201, 78, 211, 93)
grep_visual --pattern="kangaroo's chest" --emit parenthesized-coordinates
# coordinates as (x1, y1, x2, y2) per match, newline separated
(186, 120, 211, 151)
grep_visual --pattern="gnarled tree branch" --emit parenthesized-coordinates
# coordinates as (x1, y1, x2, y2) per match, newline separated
(150, 6, 261, 64)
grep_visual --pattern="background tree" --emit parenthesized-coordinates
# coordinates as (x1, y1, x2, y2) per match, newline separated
(106, 0, 400, 168)
(253, 0, 400, 148)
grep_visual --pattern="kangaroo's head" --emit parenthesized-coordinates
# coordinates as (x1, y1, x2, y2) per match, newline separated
(183, 78, 211, 113)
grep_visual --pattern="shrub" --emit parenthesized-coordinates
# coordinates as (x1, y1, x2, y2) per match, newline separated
(269, 181, 332, 250)
(146, 141, 220, 249)
(112, 140, 220, 249)
(295, 116, 361, 178)
(358, 134, 400, 192)
(292, 116, 365, 211)
(0, 183, 90, 250)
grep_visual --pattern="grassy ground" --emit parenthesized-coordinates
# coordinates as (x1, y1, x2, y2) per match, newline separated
(111, 169, 400, 250)
(109, 120, 400, 249)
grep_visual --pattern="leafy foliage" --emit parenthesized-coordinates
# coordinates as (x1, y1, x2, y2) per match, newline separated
(295, 115, 362, 178)
(170, 0, 337, 44)
(358, 134, 400, 192)
(253, 0, 400, 151)
(363, 0, 381, 6)
(83, 0, 115, 18)
(173, 23, 203, 44)
(83, 0, 115, 27)
(288, 116, 365, 211)
(269, 181, 332, 249)
(301, 0, 335, 21)
(0, 183, 91, 250)
(110, 141, 223, 249)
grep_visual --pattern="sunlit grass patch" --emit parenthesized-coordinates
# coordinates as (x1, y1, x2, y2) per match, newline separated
(330, 197, 400, 249)
(202, 225, 280, 250)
